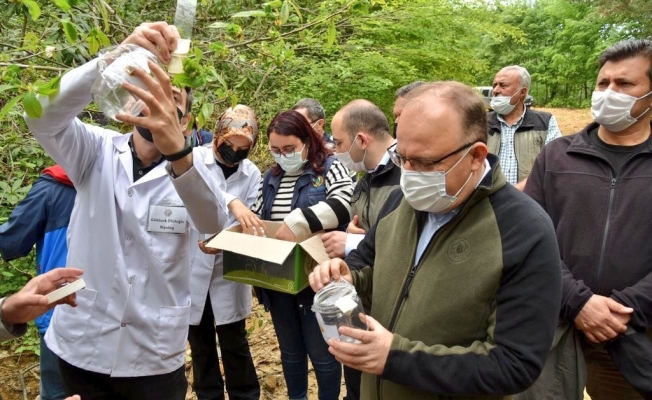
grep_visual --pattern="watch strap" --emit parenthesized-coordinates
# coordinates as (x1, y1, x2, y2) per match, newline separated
(162, 137, 193, 162)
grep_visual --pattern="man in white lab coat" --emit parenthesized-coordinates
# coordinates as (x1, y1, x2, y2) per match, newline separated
(24, 22, 235, 399)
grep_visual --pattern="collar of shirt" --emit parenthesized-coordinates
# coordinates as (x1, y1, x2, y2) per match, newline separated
(128, 136, 164, 181)
(371, 140, 396, 173)
(497, 107, 526, 129)
(478, 158, 491, 185)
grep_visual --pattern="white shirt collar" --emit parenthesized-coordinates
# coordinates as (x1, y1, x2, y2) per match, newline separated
(372, 140, 397, 172)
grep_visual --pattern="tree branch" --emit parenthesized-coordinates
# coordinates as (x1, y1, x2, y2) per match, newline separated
(222, 0, 356, 51)
(1, 42, 72, 68)
(252, 64, 276, 100)
(21, 14, 28, 48)
(0, 62, 67, 72)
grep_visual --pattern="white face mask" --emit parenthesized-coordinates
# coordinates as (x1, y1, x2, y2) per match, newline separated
(400, 147, 473, 213)
(591, 89, 652, 132)
(333, 137, 367, 172)
(272, 143, 308, 173)
(490, 88, 523, 115)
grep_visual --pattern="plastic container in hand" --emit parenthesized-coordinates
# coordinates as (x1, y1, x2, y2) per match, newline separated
(312, 280, 368, 344)
(90, 44, 160, 121)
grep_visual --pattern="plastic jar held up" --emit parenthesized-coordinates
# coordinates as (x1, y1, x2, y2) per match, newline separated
(312, 280, 368, 344)
(90, 44, 160, 121)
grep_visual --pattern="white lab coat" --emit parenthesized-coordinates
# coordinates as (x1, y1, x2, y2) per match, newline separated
(188, 158, 260, 325)
(26, 59, 230, 377)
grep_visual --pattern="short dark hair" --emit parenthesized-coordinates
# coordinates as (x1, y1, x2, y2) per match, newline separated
(340, 100, 390, 141)
(598, 39, 652, 84)
(184, 87, 193, 116)
(405, 81, 488, 143)
(395, 81, 427, 99)
(267, 110, 331, 176)
(291, 98, 325, 122)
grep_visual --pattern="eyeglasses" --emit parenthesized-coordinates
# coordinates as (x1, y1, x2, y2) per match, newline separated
(269, 143, 306, 158)
(388, 140, 481, 172)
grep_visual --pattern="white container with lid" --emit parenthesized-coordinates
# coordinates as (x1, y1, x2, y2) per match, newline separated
(312, 280, 368, 344)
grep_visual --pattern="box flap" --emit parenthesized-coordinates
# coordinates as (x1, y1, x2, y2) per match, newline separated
(207, 227, 296, 265)
(299, 232, 329, 263)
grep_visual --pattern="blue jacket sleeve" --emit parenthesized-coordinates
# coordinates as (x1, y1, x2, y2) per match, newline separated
(0, 176, 48, 261)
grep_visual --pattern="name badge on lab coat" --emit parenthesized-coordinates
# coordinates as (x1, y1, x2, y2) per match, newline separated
(147, 205, 188, 234)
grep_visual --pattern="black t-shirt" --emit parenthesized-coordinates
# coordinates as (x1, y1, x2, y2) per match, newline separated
(128, 137, 164, 182)
(588, 127, 648, 177)
(217, 159, 239, 180)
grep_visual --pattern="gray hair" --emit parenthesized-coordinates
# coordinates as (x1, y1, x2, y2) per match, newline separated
(292, 98, 326, 122)
(499, 65, 531, 91)
(395, 81, 427, 99)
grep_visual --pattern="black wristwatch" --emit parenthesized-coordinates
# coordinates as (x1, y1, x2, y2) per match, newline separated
(162, 137, 193, 162)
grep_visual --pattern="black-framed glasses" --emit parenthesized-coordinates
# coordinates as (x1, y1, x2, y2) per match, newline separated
(388, 140, 482, 172)
(269, 143, 306, 158)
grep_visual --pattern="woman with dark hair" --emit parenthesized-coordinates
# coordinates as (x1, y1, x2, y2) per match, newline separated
(252, 110, 353, 400)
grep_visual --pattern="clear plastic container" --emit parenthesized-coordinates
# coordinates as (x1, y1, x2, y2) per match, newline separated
(312, 280, 368, 344)
(90, 44, 160, 121)
(169, 0, 197, 74)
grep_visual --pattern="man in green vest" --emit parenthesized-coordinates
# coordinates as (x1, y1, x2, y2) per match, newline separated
(309, 81, 562, 400)
(487, 65, 561, 190)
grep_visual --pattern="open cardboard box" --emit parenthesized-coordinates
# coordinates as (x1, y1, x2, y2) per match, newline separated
(206, 221, 329, 294)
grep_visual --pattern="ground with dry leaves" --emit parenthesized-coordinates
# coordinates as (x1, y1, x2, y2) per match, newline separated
(0, 107, 594, 400)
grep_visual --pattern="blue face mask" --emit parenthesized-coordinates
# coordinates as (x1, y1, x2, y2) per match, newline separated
(272, 143, 308, 173)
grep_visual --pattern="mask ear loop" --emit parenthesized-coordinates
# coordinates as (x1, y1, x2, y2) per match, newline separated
(510, 86, 525, 106)
(447, 145, 476, 197)
(452, 170, 475, 198)
(632, 90, 652, 120)
(444, 145, 474, 176)
(353, 134, 368, 168)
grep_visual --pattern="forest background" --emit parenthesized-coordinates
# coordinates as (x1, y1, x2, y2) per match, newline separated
(0, 0, 649, 354)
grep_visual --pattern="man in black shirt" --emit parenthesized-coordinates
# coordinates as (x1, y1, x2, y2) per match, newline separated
(522, 38, 652, 400)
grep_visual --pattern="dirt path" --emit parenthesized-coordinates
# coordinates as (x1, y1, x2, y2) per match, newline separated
(0, 107, 593, 400)
(536, 107, 592, 135)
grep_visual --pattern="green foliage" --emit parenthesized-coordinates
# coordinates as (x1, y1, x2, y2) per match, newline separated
(475, 0, 640, 108)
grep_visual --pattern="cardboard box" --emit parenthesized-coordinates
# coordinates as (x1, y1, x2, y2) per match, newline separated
(206, 221, 329, 294)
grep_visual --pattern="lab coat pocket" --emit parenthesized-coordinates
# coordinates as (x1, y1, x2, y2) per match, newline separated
(156, 304, 191, 360)
(53, 288, 98, 343)
(148, 231, 188, 264)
